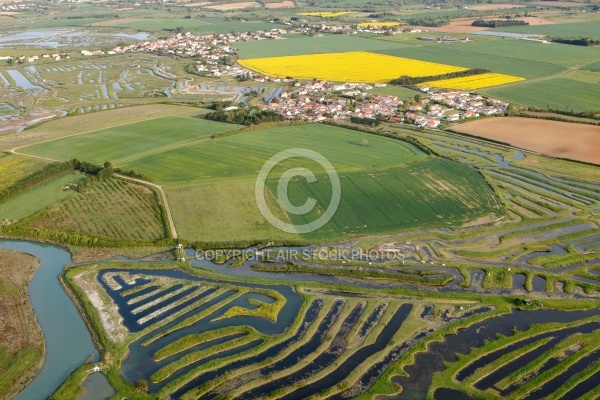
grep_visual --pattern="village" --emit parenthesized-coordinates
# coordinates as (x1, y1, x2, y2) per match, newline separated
(9, 24, 510, 128)
(93, 29, 509, 126)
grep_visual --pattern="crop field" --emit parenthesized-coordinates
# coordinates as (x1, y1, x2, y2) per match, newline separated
(120, 124, 428, 184)
(165, 178, 298, 243)
(238, 51, 467, 83)
(453, 117, 600, 165)
(481, 77, 600, 113)
(119, 124, 502, 241)
(584, 60, 600, 72)
(493, 20, 600, 38)
(297, 11, 355, 17)
(357, 21, 404, 27)
(234, 35, 409, 60)
(0, 104, 205, 150)
(424, 73, 525, 90)
(26, 179, 167, 242)
(87, 17, 282, 34)
(376, 40, 576, 79)
(0, 154, 50, 191)
(19, 116, 240, 164)
(269, 158, 502, 239)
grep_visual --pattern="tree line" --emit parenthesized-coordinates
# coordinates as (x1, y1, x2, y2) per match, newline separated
(551, 37, 600, 47)
(472, 19, 528, 27)
(390, 68, 490, 86)
(407, 17, 450, 27)
(205, 105, 284, 125)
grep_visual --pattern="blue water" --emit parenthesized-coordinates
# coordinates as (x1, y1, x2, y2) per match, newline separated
(0, 240, 98, 400)
(7, 70, 42, 90)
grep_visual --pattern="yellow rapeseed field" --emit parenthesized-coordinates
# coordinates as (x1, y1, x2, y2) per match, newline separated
(423, 73, 525, 90)
(297, 11, 354, 17)
(238, 51, 467, 83)
(357, 21, 404, 27)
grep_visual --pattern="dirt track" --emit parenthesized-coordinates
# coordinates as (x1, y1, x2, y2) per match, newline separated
(453, 117, 600, 165)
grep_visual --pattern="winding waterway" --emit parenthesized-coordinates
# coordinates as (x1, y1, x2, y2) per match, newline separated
(0, 240, 98, 400)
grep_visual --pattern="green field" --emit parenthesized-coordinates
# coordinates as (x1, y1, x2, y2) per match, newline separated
(119, 124, 428, 184)
(117, 124, 500, 241)
(366, 85, 423, 99)
(93, 18, 283, 34)
(376, 43, 564, 79)
(235, 34, 409, 59)
(165, 178, 298, 242)
(20, 116, 240, 164)
(494, 20, 600, 38)
(481, 77, 600, 112)
(270, 158, 502, 239)
(0, 171, 86, 222)
(0, 154, 51, 191)
(583, 60, 600, 72)
(17, 118, 501, 241)
(26, 179, 166, 242)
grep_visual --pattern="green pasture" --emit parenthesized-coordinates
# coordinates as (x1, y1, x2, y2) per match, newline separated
(165, 178, 297, 243)
(584, 60, 600, 71)
(481, 77, 600, 112)
(0, 171, 86, 222)
(272, 157, 501, 239)
(493, 20, 600, 38)
(377, 44, 565, 79)
(20, 116, 240, 164)
(96, 18, 283, 34)
(120, 124, 428, 184)
(235, 34, 409, 59)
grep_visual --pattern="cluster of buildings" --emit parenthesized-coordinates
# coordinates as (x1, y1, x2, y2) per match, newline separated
(1, 52, 70, 64)
(258, 81, 509, 126)
(263, 87, 403, 122)
(80, 30, 287, 77)
(0, 2, 37, 12)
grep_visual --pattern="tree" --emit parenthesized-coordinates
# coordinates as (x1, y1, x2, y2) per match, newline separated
(135, 379, 148, 393)
(414, 94, 422, 103)
(360, 138, 369, 146)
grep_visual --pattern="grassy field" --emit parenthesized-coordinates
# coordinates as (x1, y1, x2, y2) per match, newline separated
(239, 51, 467, 83)
(0, 249, 43, 400)
(0, 154, 51, 191)
(91, 17, 282, 34)
(120, 124, 428, 184)
(0, 171, 86, 222)
(14, 118, 503, 242)
(19, 116, 240, 164)
(235, 34, 408, 59)
(271, 158, 502, 239)
(0, 104, 209, 150)
(493, 20, 600, 38)
(118, 124, 500, 241)
(375, 39, 580, 79)
(26, 179, 167, 242)
(165, 178, 297, 243)
(584, 60, 600, 71)
(481, 77, 600, 113)
(365, 85, 422, 99)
